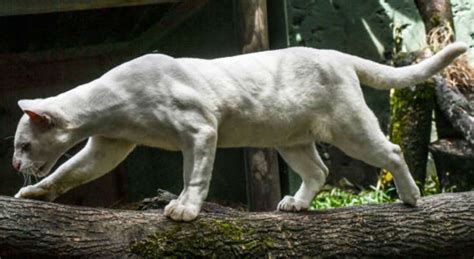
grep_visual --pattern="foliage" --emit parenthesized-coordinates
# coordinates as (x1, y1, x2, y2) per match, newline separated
(310, 173, 454, 210)
(422, 171, 456, 196)
(310, 186, 398, 210)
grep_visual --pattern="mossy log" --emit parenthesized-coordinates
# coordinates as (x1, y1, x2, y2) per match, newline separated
(1, 191, 473, 258)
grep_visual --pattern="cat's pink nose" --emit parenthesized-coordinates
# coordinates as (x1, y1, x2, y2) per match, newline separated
(12, 160, 21, 172)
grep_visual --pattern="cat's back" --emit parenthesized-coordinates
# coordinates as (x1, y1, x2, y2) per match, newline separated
(95, 47, 349, 104)
(102, 47, 343, 84)
(180, 47, 322, 68)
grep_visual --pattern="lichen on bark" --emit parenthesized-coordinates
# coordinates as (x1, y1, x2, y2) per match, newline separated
(130, 216, 278, 258)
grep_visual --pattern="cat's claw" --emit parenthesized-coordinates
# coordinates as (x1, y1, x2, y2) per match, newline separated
(277, 195, 308, 212)
(164, 199, 199, 222)
(14, 184, 56, 201)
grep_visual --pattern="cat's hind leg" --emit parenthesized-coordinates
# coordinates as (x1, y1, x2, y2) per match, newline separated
(276, 143, 328, 211)
(330, 108, 420, 206)
(15, 136, 135, 201)
(164, 125, 217, 222)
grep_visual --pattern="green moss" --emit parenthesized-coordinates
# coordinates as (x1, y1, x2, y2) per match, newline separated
(389, 77, 435, 183)
(263, 237, 275, 248)
(130, 223, 184, 258)
(130, 218, 277, 258)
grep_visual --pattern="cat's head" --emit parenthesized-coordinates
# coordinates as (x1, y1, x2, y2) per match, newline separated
(12, 99, 74, 177)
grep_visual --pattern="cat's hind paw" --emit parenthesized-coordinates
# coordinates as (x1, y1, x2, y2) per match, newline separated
(164, 199, 200, 222)
(398, 186, 421, 206)
(277, 195, 309, 212)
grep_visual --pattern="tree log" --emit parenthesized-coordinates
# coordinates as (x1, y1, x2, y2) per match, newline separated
(1, 191, 473, 258)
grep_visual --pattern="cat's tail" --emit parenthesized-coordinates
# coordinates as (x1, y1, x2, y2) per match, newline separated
(351, 42, 468, 90)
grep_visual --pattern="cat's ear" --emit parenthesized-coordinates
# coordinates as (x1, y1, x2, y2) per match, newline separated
(18, 99, 36, 111)
(18, 99, 53, 127)
(24, 110, 52, 126)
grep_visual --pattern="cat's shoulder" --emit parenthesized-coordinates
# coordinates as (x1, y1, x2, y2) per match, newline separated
(130, 53, 176, 66)
(104, 53, 178, 77)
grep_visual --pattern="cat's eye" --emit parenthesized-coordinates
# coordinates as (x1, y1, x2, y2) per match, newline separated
(20, 143, 30, 151)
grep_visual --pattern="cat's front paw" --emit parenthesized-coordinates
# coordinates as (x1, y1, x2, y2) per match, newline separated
(277, 195, 309, 212)
(14, 184, 57, 202)
(164, 199, 200, 222)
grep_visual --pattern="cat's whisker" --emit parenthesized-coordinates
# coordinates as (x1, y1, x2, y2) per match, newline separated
(19, 163, 38, 186)
(33, 174, 39, 184)
(22, 172, 28, 187)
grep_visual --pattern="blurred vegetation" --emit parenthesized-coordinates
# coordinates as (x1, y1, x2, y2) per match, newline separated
(310, 173, 455, 210)
(310, 186, 398, 209)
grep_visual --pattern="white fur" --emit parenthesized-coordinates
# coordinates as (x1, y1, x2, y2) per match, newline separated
(13, 43, 468, 221)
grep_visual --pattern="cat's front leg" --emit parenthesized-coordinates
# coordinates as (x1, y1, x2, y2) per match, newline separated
(164, 126, 217, 222)
(15, 136, 135, 202)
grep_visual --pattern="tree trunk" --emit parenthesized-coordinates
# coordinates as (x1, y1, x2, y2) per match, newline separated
(388, 0, 455, 185)
(415, 0, 458, 143)
(389, 54, 435, 184)
(244, 148, 282, 211)
(413, 0, 474, 192)
(236, 0, 270, 54)
(234, 0, 282, 212)
(1, 192, 473, 258)
(414, 0, 455, 35)
(433, 76, 474, 146)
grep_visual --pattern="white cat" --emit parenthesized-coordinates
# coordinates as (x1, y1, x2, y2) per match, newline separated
(12, 43, 467, 221)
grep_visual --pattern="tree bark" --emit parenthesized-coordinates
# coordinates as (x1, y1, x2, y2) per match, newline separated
(1, 192, 473, 258)
(429, 139, 474, 191)
(244, 148, 282, 211)
(236, 0, 270, 54)
(433, 76, 474, 146)
(414, 0, 455, 35)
